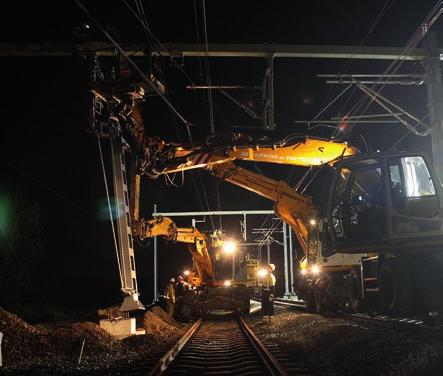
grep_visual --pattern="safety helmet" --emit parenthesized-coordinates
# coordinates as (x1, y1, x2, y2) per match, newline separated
(169, 277, 176, 283)
(268, 263, 276, 272)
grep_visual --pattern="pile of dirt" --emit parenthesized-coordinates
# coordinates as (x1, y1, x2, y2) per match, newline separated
(0, 306, 119, 372)
(0, 307, 50, 364)
(143, 306, 185, 338)
(0, 305, 188, 374)
(42, 321, 117, 354)
(152, 306, 184, 327)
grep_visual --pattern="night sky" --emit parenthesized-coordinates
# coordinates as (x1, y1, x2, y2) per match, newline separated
(0, 0, 442, 310)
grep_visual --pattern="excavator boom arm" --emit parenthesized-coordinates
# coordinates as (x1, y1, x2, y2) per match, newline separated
(143, 134, 358, 260)
(208, 162, 314, 255)
(147, 134, 357, 176)
(137, 217, 214, 282)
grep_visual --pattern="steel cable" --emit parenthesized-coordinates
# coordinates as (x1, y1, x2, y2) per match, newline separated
(97, 137, 124, 287)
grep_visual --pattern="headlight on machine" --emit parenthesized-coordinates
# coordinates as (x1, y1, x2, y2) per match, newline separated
(258, 268, 268, 278)
(224, 280, 231, 286)
(311, 264, 321, 275)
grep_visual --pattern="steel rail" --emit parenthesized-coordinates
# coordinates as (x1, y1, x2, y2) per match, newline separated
(251, 296, 306, 310)
(237, 315, 288, 376)
(273, 298, 306, 310)
(148, 314, 288, 375)
(147, 317, 203, 375)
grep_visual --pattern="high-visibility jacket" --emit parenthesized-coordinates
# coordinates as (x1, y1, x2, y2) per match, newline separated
(263, 273, 276, 288)
(165, 283, 176, 304)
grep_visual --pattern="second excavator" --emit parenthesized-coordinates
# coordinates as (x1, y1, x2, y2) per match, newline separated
(137, 216, 251, 315)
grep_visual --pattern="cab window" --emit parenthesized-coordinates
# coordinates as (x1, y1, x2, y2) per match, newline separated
(388, 156, 438, 218)
(332, 159, 385, 241)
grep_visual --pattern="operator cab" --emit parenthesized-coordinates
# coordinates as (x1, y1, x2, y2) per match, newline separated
(327, 152, 443, 253)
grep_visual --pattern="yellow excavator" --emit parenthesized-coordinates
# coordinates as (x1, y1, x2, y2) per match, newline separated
(136, 215, 251, 315)
(143, 133, 443, 317)
(136, 216, 213, 287)
(85, 51, 443, 317)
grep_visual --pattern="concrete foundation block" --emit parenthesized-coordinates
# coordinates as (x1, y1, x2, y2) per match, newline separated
(100, 317, 145, 339)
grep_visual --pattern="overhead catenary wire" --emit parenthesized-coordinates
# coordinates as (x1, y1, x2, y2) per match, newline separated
(388, 113, 430, 150)
(76, 0, 191, 128)
(199, 0, 222, 231)
(266, 2, 398, 248)
(338, 2, 443, 139)
(312, 0, 397, 129)
(201, 0, 215, 135)
(121, 0, 216, 231)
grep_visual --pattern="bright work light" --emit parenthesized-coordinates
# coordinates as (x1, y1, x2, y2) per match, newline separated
(223, 240, 237, 254)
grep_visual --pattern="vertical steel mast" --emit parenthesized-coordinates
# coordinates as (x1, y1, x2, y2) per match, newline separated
(111, 134, 144, 311)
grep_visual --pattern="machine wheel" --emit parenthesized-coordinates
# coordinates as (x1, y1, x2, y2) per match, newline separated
(314, 283, 325, 313)
(242, 299, 251, 315)
(378, 261, 412, 315)
(348, 269, 362, 313)
(314, 273, 338, 314)
(304, 292, 316, 313)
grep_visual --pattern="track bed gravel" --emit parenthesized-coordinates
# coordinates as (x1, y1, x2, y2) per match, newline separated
(246, 307, 443, 376)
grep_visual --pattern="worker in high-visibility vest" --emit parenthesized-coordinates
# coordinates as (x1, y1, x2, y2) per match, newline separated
(165, 277, 176, 316)
(261, 263, 276, 318)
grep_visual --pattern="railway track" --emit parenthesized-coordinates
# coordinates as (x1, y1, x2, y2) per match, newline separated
(148, 312, 288, 375)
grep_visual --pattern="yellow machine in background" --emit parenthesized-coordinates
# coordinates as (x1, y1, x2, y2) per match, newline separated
(136, 216, 251, 314)
(136, 216, 213, 287)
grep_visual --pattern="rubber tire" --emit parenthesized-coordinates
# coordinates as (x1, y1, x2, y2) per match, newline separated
(378, 261, 412, 316)
(348, 269, 362, 313)
(242, 299, 251, 315)
(314, 273, 338, 314)
(314, 283, 324, 313)
(304, 292, 316, 313)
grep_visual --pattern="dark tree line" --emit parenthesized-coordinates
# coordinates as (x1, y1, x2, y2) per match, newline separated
(0, 190, 46, 307)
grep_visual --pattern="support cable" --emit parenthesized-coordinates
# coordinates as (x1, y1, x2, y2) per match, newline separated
(97, 136, 124, 287)
(200, 0, 221, 230)
(310, 0, 396, 131)
(76, 0, 190, 128)
(339, 3, 443, 138)
(334, 0, 397, 117)
(201, 0, 215, 134)
(388, 114, 430, 150)
(122, 0, 216, 230)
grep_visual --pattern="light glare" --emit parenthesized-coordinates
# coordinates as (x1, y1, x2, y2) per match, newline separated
(223, 240, 237, 254)
(311, 265, 320, 275)
(258, 268, 268, 278)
